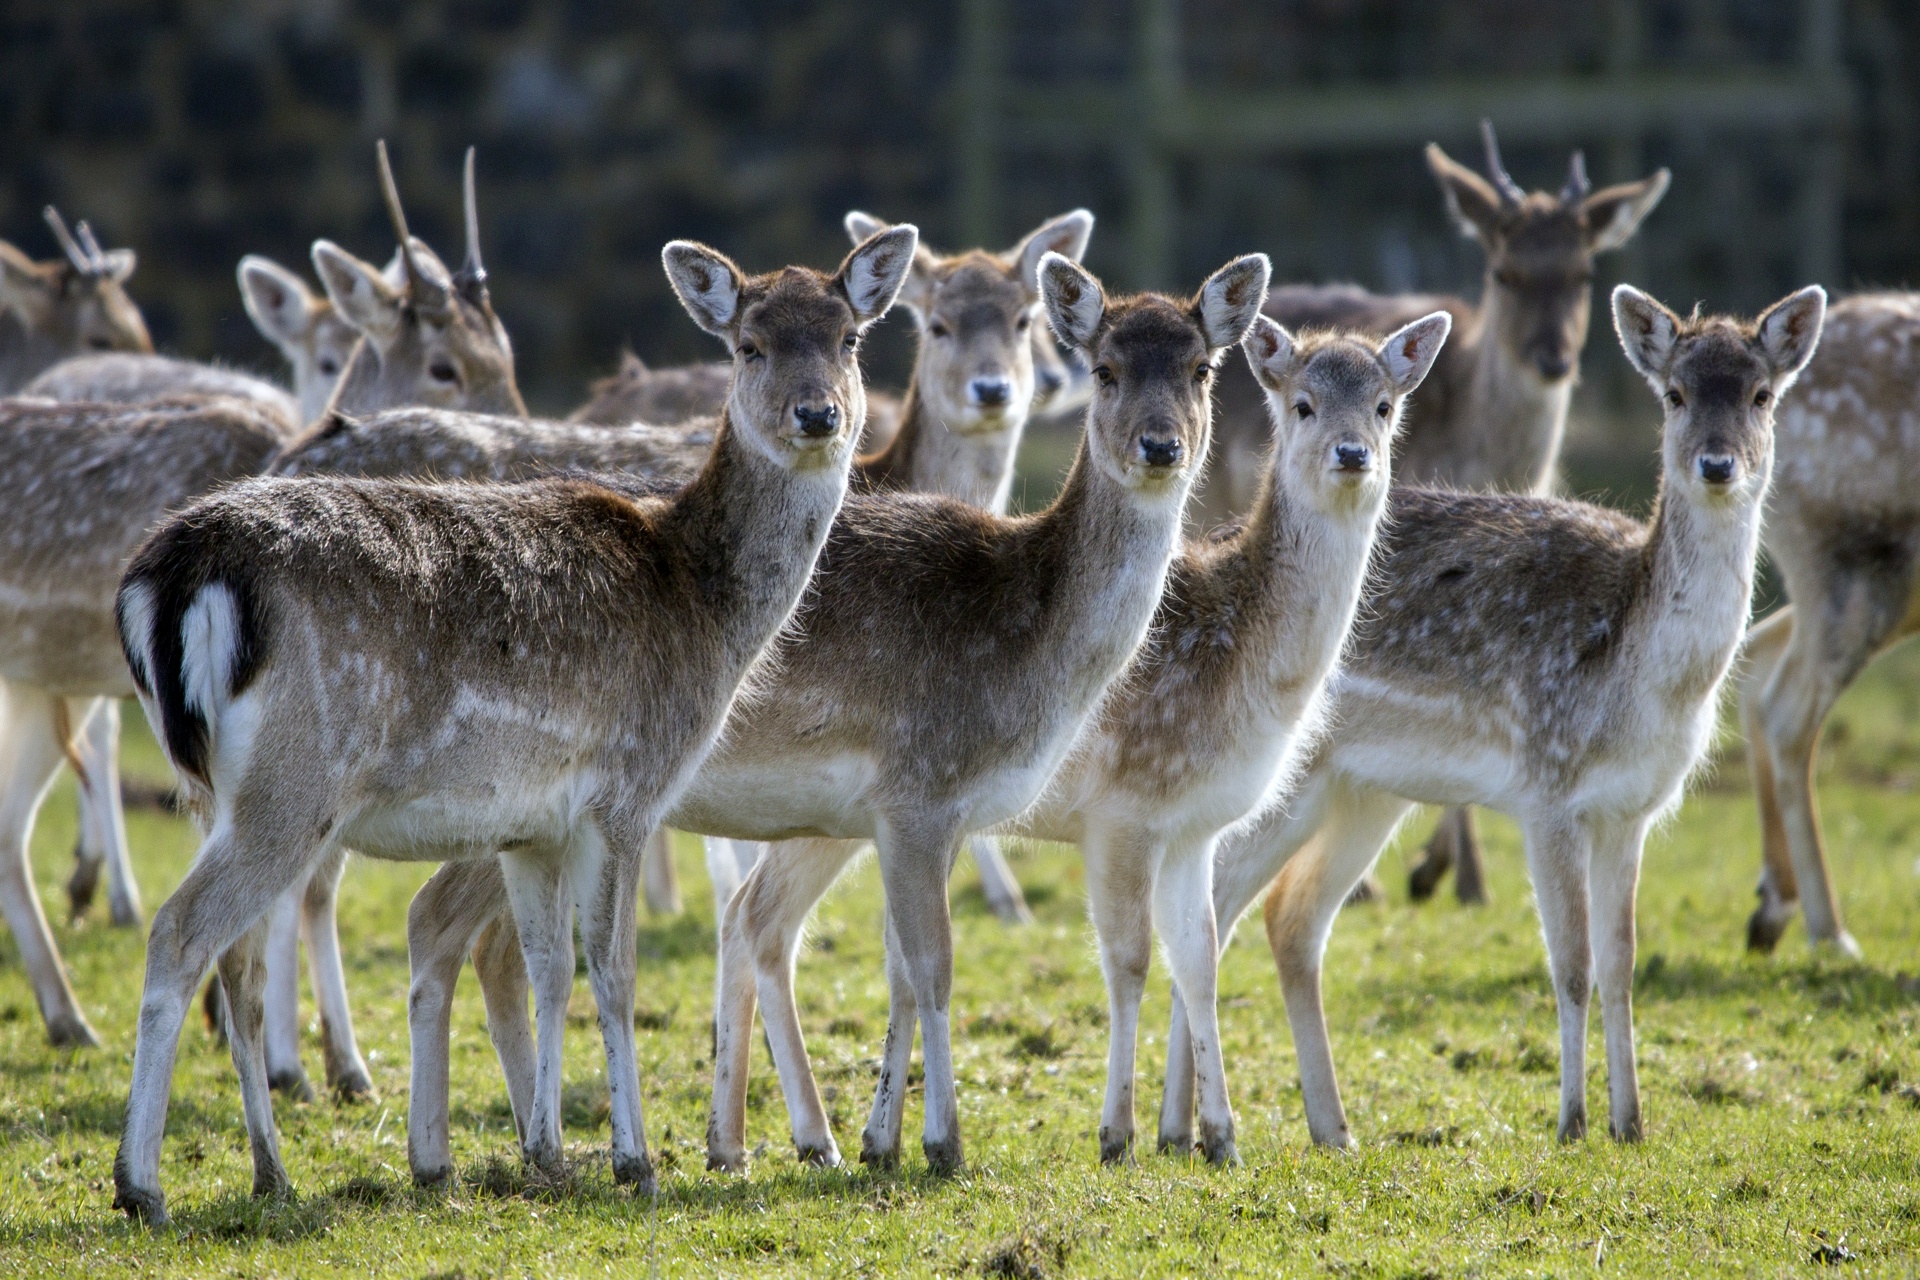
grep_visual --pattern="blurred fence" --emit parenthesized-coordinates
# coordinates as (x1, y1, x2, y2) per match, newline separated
(2, 0, 1916, 440)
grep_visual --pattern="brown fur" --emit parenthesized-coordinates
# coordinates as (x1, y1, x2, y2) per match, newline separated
(0, 226, 151, 392)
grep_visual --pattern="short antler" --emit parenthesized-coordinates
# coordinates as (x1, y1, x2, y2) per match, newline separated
(43, 206, 97, 276)
(454, 146, 488, 303)
(1480, 120, 1526, 207)
(75, 221, 107, 271)
(375, 140, 447, 311)
(1560, 150, 1591, 204)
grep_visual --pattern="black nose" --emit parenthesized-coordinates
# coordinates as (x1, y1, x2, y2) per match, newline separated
(1139, 436, 1183, 467)
(793, 403, 840, 438)
(971, 377, 1012, 409)
(1037, 367, 1064, 397)
(1698, 454, 1736, 484)
(1534, 352, 1573, 380)
(1334, 443, 1371, 472)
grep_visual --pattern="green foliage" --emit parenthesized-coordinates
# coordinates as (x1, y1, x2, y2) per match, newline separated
(0, 660, 1917, 1277)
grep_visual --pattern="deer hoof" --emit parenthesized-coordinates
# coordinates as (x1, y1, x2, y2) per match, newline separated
(412, 1163, 455, 1189)
(268, 1069, 315, 1103)
(66, 856, 101, 921)
(47, 1013, 100, 1050)
(858, 1133, 900, 1171)
(1099, 1127, 1134, 1166)
(1557, 1108, 1588, 1143)
(705, 1147, 748, 1174)
(1198, 1122, 1240, 1168)
(795, 1141, 841, 1169)
(1155, 1128, 1193, 1157)
(112, 1176, 169, 1227)
(328, 1067, 375, 1103)
(612, 1152, 655, 1192)
(922, 1134, 965, 1176)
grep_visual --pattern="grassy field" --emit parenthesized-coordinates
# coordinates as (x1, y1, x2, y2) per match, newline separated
(1, 653, 1917, 1277)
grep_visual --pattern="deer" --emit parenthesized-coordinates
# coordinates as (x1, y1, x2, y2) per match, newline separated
(1153, 285, 1825, 1156)
(0, 207, 151, 391)
(1738, 293, 1920, 959)
(237, 254, 372, 426)
(934, 308, 1448, 1167)
(1221, 122, 1670, 907)
(107, 226, 915, 1226)
(397, 251, 1267, 1185)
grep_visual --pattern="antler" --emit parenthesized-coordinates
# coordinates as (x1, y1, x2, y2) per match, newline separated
(42, 206, 97, 275)
(1480, 120, 1526, 207)
(375, 139, 448, 311)
(454, 146, 488, 303)
(1560, 150, 1591, 204)
(75, 221, 107, 270)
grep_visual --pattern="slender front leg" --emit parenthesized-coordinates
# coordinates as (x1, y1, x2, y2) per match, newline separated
(1737, 608, 1799, 951)
(407, 864, 494, 1185)
(875, 816, 965, 1174)
(0, 680, 99, 1047)
(703, 837, 757, 915)
(968, 836, 1033, 925)
(472, 913, 535, 1141)
(573, 815, 653, 1189)
(216, 915, 291, 1198)
(861, 915, 917, 1168)
(1589, 818, 1648, 1141)
(1522, 815, 1594, 1142)
(1080, 822, 1155, 1164)
(70, 699, 142, 927)
(1264, 781, 1410, 1149)
(1154, 838, 1236, 1165)
(261, 885, 312, 1099)
(300, 847, 372, 1097)
(641, 827, 682, 916)
(497, 849, 573, 1170)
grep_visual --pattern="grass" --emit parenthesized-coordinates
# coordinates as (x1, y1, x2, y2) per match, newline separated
(1, 655, 1918, 1277)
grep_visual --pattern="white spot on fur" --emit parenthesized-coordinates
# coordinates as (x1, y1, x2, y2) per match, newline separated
(118, 581, 157, 692)
(181, 583, 242, 720)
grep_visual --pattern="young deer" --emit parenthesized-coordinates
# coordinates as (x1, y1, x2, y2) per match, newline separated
(238, 254, 367, 425)
(1738, 293, 1920, 957)
(0, 397, 294, 1047)
(399, 252, 1266, 1183)
(1245, 123, 1669, 905)
(0, 207, 150, 391)
(983, 310, 1448, 1165)
(1158, 285, 1825, 1154)
(108, 227, 914, 1224)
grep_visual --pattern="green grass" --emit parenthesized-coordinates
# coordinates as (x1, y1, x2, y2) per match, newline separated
(1, 656, 1918, 1278)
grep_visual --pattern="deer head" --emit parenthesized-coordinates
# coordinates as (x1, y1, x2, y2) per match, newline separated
(238, 255, 366, 425)
(0, 208, 151, 384)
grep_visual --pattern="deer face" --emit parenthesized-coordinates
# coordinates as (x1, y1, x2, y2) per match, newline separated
(1246, 310, 1450, 512)
(1614, 284, 1826, 501)
(1428, 123, 1669, 386)
(1043, 252, 1269, 498)
(664, 226, 918, 471)
(846, 209, 1094, 436)
(0, 234, 150, 361)
(239, 254, 368, 424)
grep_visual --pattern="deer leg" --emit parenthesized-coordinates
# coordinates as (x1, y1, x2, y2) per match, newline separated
(261, 885, 312, 1099)
(968, 835, 1033, 924)
(1265, 781, 1411, 1149)
(1158, 774, 1332, 1154)
(300, 846, 371, 1098)
(497, 847, 573, 1171)
(1521, 814, 1594, 1142)
(69, 700, 141, 926)
(1589, 816, 1648, 1142)
(472, 913, 534, 1140)
(1155, 835, 1238, 1166)
(571, 812, 652, 1189)
(703, 837, 759, 917)
(1738, 608, 1800, 951)
(216, 915, 291, 1198)
(641, 827, 681, 916)
(115, 818, 329, 1225)
(1080, 821, 1154, 1165)
(875, 816, 966, 1174)
(0, 680, 98, 1048)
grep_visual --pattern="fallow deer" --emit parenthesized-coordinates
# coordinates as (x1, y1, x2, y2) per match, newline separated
(108, 226, 915, 1225)
(0, 207, 150, 391)
(25, 354, 299, 432)
(1738, 292, 1920, 958)
(1157, 285, 1825, 1155)
(238, 254, 368, 426)
(399, 252, 1268, 1183)
(1228, 122, 1670, 905)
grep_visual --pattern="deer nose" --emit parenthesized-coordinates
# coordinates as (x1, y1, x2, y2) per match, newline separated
(1036, 366, 1065, 397)
(1534, 351, 1573, 380)
(793, 403, 840, 438)
(970, 377, 1012, 409)
(1139, 436, 1183, 467)
(1334, 443, 1371, 472)
(1698, 453, 1737, 484)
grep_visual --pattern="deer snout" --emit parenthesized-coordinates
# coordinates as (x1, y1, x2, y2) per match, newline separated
(792, 402, 841, 439)
(1333, 442, 1371, 473)
(1532, 349, 1573, 381)
(970, 376, 1013, 409)
(1138, 435, 1184, 468)
(1698, 453, 1737, 485)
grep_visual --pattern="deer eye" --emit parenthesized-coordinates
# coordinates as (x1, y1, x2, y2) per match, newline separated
(89, 335, 115, 351)
(843, 333, 859, 354)
(318, 358, 340, 377)
(428, 357, 459, 384)
(1093, 365, 1114, 386)
(928, 321, 950, 339)
(1753, 388, 1771, 407)
(1016, 314, 1032, 332)
(1376, 401, 1391, 418)
(1293, 401, 1313, 419)
(737, 342, 760, 361)
(1495, 268, 1522, 288)
(1665, 388, 1684, 409)
(1194, 362, 1212, 383)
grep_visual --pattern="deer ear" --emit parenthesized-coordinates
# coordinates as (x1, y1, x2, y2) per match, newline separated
(843, 211, 888, 245)
(1012, 208, 1095, 297)
(312, 239, 405, 343)
(238, 256, 318, 355)
(1582, 170, 1671, 254)
(1039, 252, 1106, 351)
(1195, 253, 1271, 350)
(1241, 315, 1299, 393)
(1426, 143, 1505, 247)
(836, 224, 920, 327)
(662, 241, 747, 339)
(0, 243, 55, 322)
(1380, 311, 1453, 396)
(1612, 284, 1683, 386)
(1756, 285, 1827, 384)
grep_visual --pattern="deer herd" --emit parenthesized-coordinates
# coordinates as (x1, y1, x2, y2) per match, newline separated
(0, 123, 1906, 1225)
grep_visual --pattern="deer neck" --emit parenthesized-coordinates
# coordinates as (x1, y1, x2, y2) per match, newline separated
(664, 413, 850, 673)
(323, 336, 388, 417)
(857, 383, 1024, 513)
(1461, 286, 1574, 494)
(0, 317, 63, 393)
